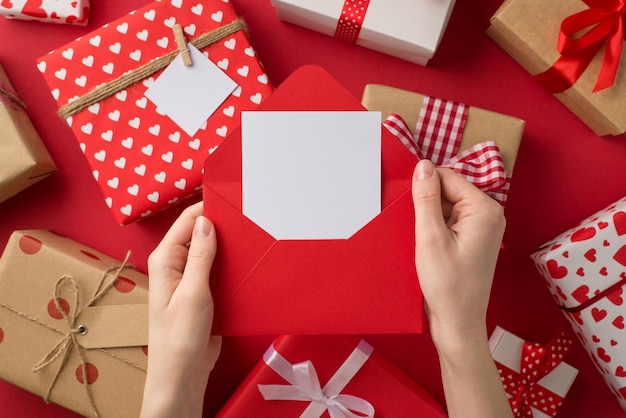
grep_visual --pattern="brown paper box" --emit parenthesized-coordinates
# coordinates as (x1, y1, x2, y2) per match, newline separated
(487, 0, 626, 136)
(0, 230, 148, 418)
(361, 84, 524, 173)
(0, 64, 56, 203)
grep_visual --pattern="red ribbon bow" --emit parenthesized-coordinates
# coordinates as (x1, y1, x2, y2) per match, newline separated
(535, 0, 626, 92)
(383, 113, 508, 204)
(498, 332, 573, 417)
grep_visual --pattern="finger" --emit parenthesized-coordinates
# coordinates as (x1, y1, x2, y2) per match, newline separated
(436, 167, 488, 207)
(412, 159, 448, 244)
(176, 215, 217, 301)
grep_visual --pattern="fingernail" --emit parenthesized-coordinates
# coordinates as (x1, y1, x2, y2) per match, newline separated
(416, 159, 434, 180)
(194, 216, 212, 238)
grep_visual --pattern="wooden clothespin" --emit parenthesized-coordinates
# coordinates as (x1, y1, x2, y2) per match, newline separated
(173, 24, 192, 66)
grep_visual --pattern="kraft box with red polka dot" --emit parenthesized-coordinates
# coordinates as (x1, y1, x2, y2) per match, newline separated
(0, 230, 148, 418)
(37, 0, 274, 225)
(0, 0, 89, 25)
(271, 0, 456, 65)
(532, 196, 626, 411)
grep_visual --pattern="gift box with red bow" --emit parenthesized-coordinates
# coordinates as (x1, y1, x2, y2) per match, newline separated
(37, 0, 274, 224)
(271, 0, 456, 65)
(489, 326, 578, 418)
(0, 0, 89, 25)
(0, 63, 56, 204)
(361, 84, 525, 206)
(216, 335, 446, 417)
(532, 196, 626, 411)
(488, 0, 626, 136)
(0, 230, 149, 417)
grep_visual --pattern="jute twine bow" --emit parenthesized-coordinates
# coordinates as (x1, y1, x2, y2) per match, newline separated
(0, 80, 26, 110)
(0, 251, 147, 418)
(58, 18, 248, 119)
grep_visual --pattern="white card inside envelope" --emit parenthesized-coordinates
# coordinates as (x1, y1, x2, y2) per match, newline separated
(242, 111, 381, 240)
(144, 44, 238, 137)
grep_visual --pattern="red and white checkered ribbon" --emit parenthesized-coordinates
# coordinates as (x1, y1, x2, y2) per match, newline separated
(383, 112, 509, 205)
(334, 0, 371, 44)
(496, 332, 572, 417)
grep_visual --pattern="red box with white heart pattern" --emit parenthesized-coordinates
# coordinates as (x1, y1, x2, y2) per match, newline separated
(0, 230, 148, 417)
(531, 196, 626, 411)
(36, 0, 273, 224)
(0, 0, 89, 25)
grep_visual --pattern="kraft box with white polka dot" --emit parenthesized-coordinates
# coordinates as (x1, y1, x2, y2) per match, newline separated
(271, 0, 456, 65)
(0, 230, 148, 418)
(532, 196, 626, 411)
(37, 0, 274, 225)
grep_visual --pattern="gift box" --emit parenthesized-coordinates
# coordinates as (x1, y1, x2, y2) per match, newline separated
(531, 196, 626, 410)
(489, 326, 578, 417)
(271, 0, 456, 65)
(0, 230, 149, 417)
(203, 65, 423, 336)
(487, 0, 626, 136)
(37, 0, 274, 224)
(0, 63, 56, 204)
(0, 0, 89, 25)
(361, 84, 524, 205)
(216, 335, 446, 417)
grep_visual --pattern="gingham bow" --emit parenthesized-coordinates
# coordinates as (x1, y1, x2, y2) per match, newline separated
(383, 113, 508, 202)
(257, 340, 375, 418)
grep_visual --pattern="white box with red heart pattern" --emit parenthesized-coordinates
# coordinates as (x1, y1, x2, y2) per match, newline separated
(532, 196, 626, 411)
(0, 0, 89, 25)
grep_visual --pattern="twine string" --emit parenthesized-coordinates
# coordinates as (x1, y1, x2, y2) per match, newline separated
(0, 81, 27, 110)
(58, 18, 247, 119)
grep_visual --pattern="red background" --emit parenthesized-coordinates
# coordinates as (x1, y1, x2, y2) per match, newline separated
(1, 0, 625, 416)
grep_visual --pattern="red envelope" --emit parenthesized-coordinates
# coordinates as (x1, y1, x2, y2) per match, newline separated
(203, 65, 421, 335)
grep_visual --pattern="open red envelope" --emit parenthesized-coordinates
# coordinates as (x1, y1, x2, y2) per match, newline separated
(203, 65, 420, 335)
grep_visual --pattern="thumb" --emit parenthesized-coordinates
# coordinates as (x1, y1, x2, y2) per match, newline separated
(180, 216, 217, 296)
(412, 160, 448, 243)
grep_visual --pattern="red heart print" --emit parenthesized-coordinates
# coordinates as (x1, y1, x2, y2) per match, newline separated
(598, 221, 609, 229)
(593, 334, 601, 343)
(576, 267, 585, 276)
(604, 240, 610, 246)
(592, 307, 607, 322)
(613, 245, 626, 267)
(0, 0, 13, 8)
(547, 259, 568, 279)
(555, 286, 567, 300)
(562, 251, 569, 258)
(71, 1, 77, 6)
(607, 287, 623, 306)
(597, 347, 612, 363)
(571, 227, 596, 242)
(571, 285, 590, 303)
(611, 339, 618, 346)
(550, 243, 562, 250)
(571, 311, 584, 325)
(616, 366, 626, 377)
(599, 267, 608, 276)
(575, 330, 588, 344)
(613, 315, 625, 329)
(620, 387, 626, 400)
(614, 211, 626, 236)
(584, 249, 597, 262)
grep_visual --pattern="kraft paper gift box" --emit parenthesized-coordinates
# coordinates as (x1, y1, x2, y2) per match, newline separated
(488, 0, 626, 136)
(271, 0, 456, 65)
(37, 0, 274, 225)
(0, 0, 89, 25)
(0, 230, 149, 417)
(216, 335, 447, 417)
(203, 65, 423, 336)
(361, 84, 524, 205)
(0, 63, 56, 204)
(489, 326, 578, 418)
(531, 196, 626, 411)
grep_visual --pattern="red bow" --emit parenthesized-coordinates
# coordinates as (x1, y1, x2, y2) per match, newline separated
(383, 113, 508, 204)
(535, 0, 626, 92)
(498, 332, 573, 417)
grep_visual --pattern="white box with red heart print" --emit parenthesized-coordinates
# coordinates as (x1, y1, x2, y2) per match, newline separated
(532, 196, 626, 411)
(0, 0, 89, 25)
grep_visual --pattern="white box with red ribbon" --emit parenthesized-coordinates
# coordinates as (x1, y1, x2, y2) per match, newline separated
(271, 0, 456, 65)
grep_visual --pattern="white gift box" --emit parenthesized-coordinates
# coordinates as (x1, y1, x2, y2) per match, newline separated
(271, 0, 456, 65)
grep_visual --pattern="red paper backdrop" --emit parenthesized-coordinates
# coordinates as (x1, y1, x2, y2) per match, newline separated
(0, 1, 625, 417)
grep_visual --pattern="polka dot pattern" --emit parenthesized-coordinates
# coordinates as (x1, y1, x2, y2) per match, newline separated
(47, 298, 70, 320)
(0, 327, 4, 344)
(76, 362, 99, 385)
(18, 235, 43, 255)
(334, 0, 370, 44)
(114, 276, 136, 293)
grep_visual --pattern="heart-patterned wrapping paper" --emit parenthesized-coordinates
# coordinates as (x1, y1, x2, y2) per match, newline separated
(37, 0, 274, 224)
(0, 0, 89, 25)
(532, 196, 626, 411)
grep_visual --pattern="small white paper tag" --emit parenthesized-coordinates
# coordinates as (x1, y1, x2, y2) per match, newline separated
(145, 44, 238, 137)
